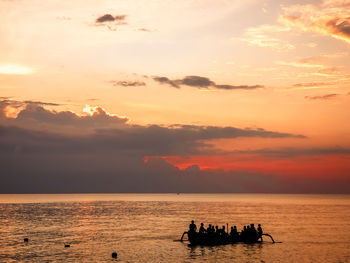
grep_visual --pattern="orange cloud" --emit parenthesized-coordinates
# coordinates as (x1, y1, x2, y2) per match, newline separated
(280, 1, 350, 45)
(149, 153, 350, 180)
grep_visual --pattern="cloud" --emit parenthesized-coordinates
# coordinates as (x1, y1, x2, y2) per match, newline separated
(277, 58, 325, 68)
(305, 94, 338, 100)
(96, 14, 127, 24)
(238, 25, 295, 51)
(0, 99, 304, 154)
(94, 14, 127, 30)
(0, 100, 128, 131)
(109, 80, 146, 87)
(153, 75, 263, 90)
(232, 146, 350, 157)
(152, 76, 179, 88)
(292, 82, 333, 90)
(138, 28, 152, 32)
(280, 1, 350, 45)
(215, 85, 263, 90)
(178, 75, 215, 88)
(2, 100, 348, 194)
(313, 67, 340, 77)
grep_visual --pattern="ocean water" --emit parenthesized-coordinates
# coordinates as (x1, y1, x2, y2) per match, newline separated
(0, 194, 349, 263)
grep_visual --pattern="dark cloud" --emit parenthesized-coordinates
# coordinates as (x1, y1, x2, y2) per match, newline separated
(0, 103, 304, 156)
(109, 80, 146, 87)
(326, 18, 350, 38)
(0, 98, 61, 108)
(0, 123, 345, 194)
(2, 100, 329, 194)
(153, 75, 263, 90)
(305, 94, 338, 100)
(179, 76, 215, 88)
(0, 100, 128, 131)
(153, 76, 179, 88)
(23, 100, 61, 106)
(0, 145, 348, 193)
(215, 85, 263, 90)
(96, 14, 127, 24)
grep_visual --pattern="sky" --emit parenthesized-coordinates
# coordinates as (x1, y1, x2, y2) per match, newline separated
(0, 0, 349, 193)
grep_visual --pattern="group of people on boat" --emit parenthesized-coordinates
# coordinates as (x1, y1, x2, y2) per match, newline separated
(183, 220, 264, 245)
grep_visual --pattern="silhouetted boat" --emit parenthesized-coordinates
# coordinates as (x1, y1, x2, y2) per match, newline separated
(179, 231, 276, 246)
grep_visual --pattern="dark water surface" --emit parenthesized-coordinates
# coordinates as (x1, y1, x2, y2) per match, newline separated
(0, 194, 349, 262)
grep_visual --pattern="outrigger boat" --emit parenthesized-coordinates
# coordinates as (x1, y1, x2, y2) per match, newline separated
(179, 226, 276, 246)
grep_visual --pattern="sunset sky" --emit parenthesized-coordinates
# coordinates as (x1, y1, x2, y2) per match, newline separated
(1, 0, 349, 193)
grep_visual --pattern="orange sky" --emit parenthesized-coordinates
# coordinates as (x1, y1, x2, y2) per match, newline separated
(0, 0, 349, 193)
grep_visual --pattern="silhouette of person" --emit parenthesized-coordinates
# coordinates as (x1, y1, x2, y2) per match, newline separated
(189, 220, 197, 233)
(242, 225, 247, 239)
(207, 224, 212, 233)
(199, 223, 206, 234)
(257, 224, 263, 239)
(251, 224, 257, 237)
(215, 225, 219, 233)
(233, 226, 238, 235)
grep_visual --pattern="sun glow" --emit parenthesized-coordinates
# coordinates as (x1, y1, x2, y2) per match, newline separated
(82, 104, 128, 119)
(82, 105, 102, 116)
(0, 64, 33, 75)
(3, 105, 23, 118)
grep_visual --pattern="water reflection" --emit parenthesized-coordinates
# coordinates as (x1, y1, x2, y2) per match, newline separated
(0, 194, 349, 262)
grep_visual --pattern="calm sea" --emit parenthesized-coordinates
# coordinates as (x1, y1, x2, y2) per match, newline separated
(0, 194, 349, 262)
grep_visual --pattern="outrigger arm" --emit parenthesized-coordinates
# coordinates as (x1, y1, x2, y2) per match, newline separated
(180, 231, 188, 241)
(262, 233, 275, 243)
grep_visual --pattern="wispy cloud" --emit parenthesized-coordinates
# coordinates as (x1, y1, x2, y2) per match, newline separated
(153, 75, 263, 90)
(238, 25, 295, 51)
(109, 80, 146, 87)
(277, 55, 331, 68)
(305, 93, 338, 100)
(292, 82, 333, 89)
(313, 67, 340, 77)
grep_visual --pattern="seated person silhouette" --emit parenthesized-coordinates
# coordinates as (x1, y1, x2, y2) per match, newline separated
(251, 224, 257, 237)
(199, 223, 206, 234)
(257, 224, 263, 240)
(207, 224, 212, 234)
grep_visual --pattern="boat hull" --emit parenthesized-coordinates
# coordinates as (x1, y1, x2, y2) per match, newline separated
(187, 232, 260, 246)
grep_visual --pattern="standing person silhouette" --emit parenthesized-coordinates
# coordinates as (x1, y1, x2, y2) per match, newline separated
(189, 220, 197, 233)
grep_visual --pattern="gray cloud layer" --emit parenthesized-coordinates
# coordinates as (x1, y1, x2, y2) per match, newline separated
(1, 99, 347, 194)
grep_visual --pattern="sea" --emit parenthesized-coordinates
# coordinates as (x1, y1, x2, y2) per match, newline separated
(0, 194, 349, 263)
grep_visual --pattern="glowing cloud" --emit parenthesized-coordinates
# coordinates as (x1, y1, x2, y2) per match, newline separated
(280, 1, 350, 45)
(238, 25, 295, 51)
